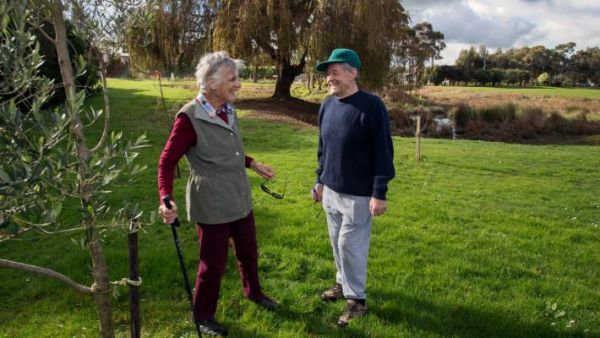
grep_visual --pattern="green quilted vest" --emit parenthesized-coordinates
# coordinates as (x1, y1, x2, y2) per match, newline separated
(177, 100, 252, 224)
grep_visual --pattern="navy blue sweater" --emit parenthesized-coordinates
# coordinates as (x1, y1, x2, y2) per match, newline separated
(316, 90, 395, 200)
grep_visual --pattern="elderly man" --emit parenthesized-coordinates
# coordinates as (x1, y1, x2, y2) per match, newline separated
(312, 48, 395, 327)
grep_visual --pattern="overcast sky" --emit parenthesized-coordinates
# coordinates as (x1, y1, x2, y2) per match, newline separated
(402, 0, 600, 64)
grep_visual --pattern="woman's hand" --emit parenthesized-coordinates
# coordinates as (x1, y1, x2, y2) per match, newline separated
(158, 200, 178, 224)
(251, 160, 274, 180)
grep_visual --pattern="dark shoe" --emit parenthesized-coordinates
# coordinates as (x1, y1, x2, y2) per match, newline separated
(196, 319, 228, 336)
(337, 299, 367, 327)
(320, 283, 344, 301)
(253, 296, 280, 310)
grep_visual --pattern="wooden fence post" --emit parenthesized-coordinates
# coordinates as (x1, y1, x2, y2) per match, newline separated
(128, 220, 141, 338)
(415, 114, 421, 161)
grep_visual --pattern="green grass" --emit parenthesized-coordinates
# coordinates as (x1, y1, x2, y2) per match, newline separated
(1, 79, 599, 337)
(424, 85, 600, 99)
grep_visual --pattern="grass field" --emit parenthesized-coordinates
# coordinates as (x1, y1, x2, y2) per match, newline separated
(1, 79, 599, 337)
(421, 86, 600, 99)
(418, 86, 600, 121)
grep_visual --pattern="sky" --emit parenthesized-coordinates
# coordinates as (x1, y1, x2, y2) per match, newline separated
(402, 0, 600, 65)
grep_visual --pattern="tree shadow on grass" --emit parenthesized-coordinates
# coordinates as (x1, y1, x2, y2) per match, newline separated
(267, 299, 372, 338)
(236, 97, 320, 126)
(369, 289, 597, 338)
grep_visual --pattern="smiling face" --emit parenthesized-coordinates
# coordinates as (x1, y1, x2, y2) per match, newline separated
(208, 65, 241, 106)
(326, 63, 358, 98)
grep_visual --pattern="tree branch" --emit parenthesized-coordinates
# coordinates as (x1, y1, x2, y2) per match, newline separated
(90, 66, 111, 153)
(0, 258, 92, 294)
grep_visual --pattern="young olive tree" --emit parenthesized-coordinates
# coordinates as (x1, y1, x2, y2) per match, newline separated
(0, 1, 147, 337)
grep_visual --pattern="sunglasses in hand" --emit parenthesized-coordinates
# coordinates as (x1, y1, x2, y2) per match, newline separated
(260, 180, 286, 199)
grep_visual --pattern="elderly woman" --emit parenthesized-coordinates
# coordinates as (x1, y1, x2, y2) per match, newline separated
(158, 51, 278, 336)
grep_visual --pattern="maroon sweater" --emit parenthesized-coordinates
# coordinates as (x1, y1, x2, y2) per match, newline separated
(158, 111, 254, 200)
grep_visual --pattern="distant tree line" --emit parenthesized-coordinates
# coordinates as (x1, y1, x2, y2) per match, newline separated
(428, 43, 600, 87)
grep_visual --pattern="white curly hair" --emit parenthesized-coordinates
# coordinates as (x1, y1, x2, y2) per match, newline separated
(194, 51, 245, 93)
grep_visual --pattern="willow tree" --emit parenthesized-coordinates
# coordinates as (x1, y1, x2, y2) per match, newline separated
(212, 0, 410, 99)
(126, 0, 211, 73)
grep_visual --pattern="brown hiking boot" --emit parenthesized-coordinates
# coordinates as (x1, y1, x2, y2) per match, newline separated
(320, 283, 344, 301)
(337, 299, 367, 327)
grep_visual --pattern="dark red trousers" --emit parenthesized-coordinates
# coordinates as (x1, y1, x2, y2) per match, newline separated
(192, 211, 265, 320)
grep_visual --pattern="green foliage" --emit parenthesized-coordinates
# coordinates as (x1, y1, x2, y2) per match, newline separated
(125, 0, 211, 73)
(0, 0, 68, 230)
(489, 68, 505, 86)
(1, 1, 148, 239)
(455, 43, 599, 87)
(426, 65, 444, 85)
(32, 20, 100, 106)
(473, 68, 492, 85)
(213, 0, 411, 95)
(537, 72, 551, 86)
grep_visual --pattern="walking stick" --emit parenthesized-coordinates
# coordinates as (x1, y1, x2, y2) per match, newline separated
(162, 196, 202, 337)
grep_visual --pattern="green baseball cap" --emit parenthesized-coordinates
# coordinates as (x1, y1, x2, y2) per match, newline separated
(315, 48, 361, 72)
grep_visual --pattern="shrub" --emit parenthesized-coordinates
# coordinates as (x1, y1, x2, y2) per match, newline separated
(546, 112, 569, 134)
(449, 103, 472, 130)
(516, 107, 546, 138)
(387, 107, 411, 135)
(476, 103, 517, 123)
(537, 72, 551, 86)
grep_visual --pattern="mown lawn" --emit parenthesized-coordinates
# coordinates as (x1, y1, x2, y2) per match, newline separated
(1, 79, 599, 337)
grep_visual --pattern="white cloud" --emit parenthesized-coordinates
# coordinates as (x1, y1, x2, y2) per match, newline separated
(402, 0, 600, 64)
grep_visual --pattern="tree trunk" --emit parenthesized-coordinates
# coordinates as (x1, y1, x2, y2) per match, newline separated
(272, 64, 294, 99)
(49, 2, 114, 337)
(271, 56, 306, 99)
(89, 238, 114, 338)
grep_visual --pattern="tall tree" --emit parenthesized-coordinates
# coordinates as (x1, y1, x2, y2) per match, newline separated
(211, 0, 410, 99)
(478, 45, 489, 69)
(126, 0, 211, 73)
(414, 21, 446, 67)
(572, 47, 600, 85)
(456, 46, 483, 81)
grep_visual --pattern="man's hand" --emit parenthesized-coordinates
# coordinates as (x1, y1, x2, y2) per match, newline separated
(251, 160, 274, 180)
(370, 198, 387, 217)
(159, 200, 178, 224)
(312, 183, 323, 202)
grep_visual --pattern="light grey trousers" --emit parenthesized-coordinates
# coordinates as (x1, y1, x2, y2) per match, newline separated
(322, 185, 373, 300)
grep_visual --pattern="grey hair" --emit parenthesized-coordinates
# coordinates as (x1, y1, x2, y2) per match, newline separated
(340, 63, 360, 81)
(195, 51, 245, 93)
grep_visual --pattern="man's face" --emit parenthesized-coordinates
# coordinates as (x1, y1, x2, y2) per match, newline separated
(326, 63, 357, 97)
